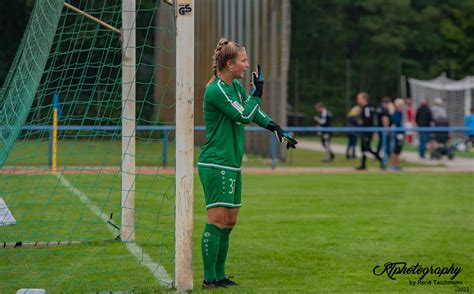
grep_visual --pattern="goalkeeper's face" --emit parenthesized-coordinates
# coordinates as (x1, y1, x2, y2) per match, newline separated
(229, 48, 249, 80)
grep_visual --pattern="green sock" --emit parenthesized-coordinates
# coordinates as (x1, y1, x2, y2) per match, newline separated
(201, 224, 222, 282)
(216, 228, 232, 281)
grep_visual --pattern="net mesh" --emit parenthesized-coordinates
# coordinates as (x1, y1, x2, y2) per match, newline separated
(1, 0, 177, 291)
(0, 0, 64, 166)
(409, 73, 473, 128)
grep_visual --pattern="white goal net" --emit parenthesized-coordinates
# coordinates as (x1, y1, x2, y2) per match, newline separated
(408, 73, 473, 129)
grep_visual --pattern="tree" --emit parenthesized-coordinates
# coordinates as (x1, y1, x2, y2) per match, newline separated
(0, 0, 33, 82)
(290, 0, 473, 125)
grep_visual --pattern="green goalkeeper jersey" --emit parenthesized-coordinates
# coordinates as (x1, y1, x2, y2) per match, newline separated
(198, 77, 272, 171)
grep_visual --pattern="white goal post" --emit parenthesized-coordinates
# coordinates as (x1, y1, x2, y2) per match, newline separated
(121, 0, 136, 243)
(121, 0, 195, 290)
(174, 0, 195, 291)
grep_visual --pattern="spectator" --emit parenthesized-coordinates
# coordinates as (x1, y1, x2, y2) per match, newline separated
(431, 97, 448, 123)
(415, 98, 433, 158)
(376, 97, 393, 158)
(314, 102, 335, 162)
(355, 92, 384, 170)
(346, 105, 360, 159)
(465, 108, 474, 151)
(430, 98, 450, 156)
(388, 99, 405, 171)
(405, 97, 415, 144)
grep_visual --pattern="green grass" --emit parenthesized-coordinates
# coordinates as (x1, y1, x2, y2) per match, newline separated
(401, 142, 474, 159)
(276, 148, 424, 168)
(305, 134, 474, 159)
(1, 172, 175, 292)
(1, 172, 472, 292)
(6, 139, 429, 168)
(6, 139, 176, 167)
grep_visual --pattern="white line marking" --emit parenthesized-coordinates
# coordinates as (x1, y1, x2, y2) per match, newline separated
(0, 197, 16, 226)
(217, 79, 259, 119)
(197, 162, 241, 171)
(56, 174, 173, 288)
(205, 202, 242, 209)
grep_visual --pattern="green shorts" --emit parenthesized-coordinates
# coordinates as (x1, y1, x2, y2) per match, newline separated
(198, 166, 242, 209)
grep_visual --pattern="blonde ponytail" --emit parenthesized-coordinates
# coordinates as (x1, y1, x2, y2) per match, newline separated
(207, 38, 242, 86)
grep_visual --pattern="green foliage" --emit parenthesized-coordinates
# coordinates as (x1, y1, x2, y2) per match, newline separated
(290, 0, 473, 125)
(0, 1, 33, 81)
(0, 0, 167, 128)
(1, 1, 472, 128)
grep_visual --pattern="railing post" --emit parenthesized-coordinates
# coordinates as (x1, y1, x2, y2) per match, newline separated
(271, 134, 277, 169)
(162, 128, 168, 168)
(381, 129, 388, 166)
(390, 126, 396, 158)
(48, 128, 53, 168)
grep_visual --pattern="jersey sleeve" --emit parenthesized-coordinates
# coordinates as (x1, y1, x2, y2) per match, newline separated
(210, 80, 260, 124)
(253, 106, 272, 128)
(235, 81, 273, 128)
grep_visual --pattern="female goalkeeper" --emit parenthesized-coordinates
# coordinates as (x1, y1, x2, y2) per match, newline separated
(198, 38, 297, 289)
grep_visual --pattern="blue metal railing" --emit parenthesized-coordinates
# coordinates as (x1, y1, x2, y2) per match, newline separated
(16, 125, 472, 132)
(10, 125, 474, 169)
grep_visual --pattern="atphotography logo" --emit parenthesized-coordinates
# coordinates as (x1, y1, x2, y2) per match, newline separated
(373, 262, 462, 281)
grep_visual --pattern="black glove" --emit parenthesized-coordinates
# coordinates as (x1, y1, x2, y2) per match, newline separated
(265, 121, 298, 149)
(250, 64, 264, 98)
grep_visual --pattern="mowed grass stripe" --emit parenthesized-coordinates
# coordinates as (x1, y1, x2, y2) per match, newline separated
(57, 174, 173, 288)
(7, 139, 429, 168)
(0, 173, 174, 292)
(1, 173, 472, 292)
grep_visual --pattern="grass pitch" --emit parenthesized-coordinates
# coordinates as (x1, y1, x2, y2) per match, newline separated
(7, 138, 428, 168)
(1, 172, 472, 292)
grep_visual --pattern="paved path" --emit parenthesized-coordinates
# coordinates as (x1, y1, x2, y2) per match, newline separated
(298, 139, 474, 172)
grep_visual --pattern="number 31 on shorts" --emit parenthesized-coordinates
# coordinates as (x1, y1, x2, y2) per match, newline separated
(228, 179, 236, 194)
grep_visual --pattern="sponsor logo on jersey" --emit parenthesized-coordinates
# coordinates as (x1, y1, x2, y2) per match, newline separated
(232, 101, 244, 113)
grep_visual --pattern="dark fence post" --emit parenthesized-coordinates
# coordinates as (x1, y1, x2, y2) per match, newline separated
(48, 128, 53, 168)
(271, 134, 277, 169)
(162, 128, 169, 168)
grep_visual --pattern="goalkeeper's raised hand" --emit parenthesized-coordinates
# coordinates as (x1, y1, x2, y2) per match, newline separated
(265, 121, 298, 149)
(250, 64, 264, 98)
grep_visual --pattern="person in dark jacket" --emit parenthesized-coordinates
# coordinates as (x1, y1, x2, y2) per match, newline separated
(388, 99, 405, 170)
(314, 102, 335, 162)
(415, 98, 433, 158)
(355, 92, 384, 170)
(346, 105, 361, 159)
(376, 97, 393, 158)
